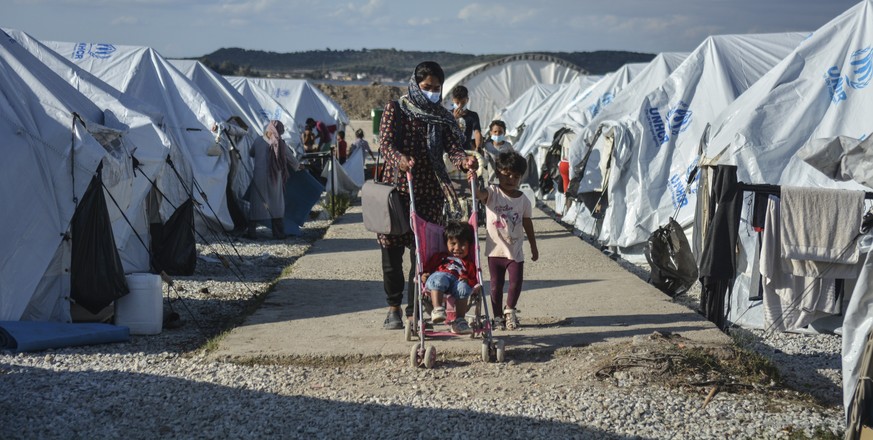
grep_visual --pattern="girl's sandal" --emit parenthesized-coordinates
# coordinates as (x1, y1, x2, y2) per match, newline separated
(504, 308, 519, 330)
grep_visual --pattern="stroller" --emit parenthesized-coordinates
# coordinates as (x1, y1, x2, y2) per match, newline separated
(404, 169, 505, 369)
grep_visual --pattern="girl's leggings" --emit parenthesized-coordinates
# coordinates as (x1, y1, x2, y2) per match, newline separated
(488, 256, 524, 313)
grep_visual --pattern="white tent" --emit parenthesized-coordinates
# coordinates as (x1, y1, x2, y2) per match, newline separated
(563, 62, 649, 133)
(561, 52, 688, 242)
(6, 28, 174, 274)
(441, 54, 585, 132)
(169, 60, 300, 145)
(509, 75, 602, 161)
(228, 76, 348, 130)
(689, 1, 873, 417)
(496, 84, 562, 137)
(588, 33, 804, 259)
(0, 31, 111, 321)
(695, 2, 873, 335)
(168, 59, 266, 138)
(42, 40, 236, 230)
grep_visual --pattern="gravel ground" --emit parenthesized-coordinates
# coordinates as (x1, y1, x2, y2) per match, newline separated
(0, 202, 844, 439)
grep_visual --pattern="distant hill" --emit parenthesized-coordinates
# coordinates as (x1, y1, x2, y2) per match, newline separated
(196, 48, 655, 80)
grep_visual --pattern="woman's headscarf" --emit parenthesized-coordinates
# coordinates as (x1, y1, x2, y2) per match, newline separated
(397, 74, 467, 212)
(265, 120, 290, 184)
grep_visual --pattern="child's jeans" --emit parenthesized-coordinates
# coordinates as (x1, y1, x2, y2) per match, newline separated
(425, 272, 473, 300)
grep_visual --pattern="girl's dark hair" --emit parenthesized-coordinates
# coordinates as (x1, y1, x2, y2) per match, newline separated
(495, 151, 527, 175)
(489, 120, 506, 131)
(444, 221, 474, 245)
(354, 128, 364, 138)
(337, 130, 345, 138)
(414, 61, 445, 84)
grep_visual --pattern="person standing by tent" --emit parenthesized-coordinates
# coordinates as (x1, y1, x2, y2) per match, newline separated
(301, 123, 317, 153)
(350, 128, 375, 161)
(483, 119, 513, 183)
(377, 60, 479, 330)
(212, 116, 251, 234)
(247, 120, 300, 240)
(335, 130, 348, 164)
(306, 117, 336, 152)
(451, 85, 482, 152)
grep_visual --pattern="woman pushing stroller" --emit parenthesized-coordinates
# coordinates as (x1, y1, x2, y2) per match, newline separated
(376, 60, 478, 330)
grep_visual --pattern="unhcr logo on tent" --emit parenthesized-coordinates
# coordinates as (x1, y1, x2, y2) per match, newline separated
(88, 43, 116, 59)
(72, 43, 116, 60)
(667, 102, 692, 137)
(826, 46, 872, 104)
(588, 92, 614, 119)
(273, 89, 291, 98)
(258, 108, 281, 121)
(668, 161, 699, 209)
(646, 107, 669, 145)
(646, 101, 692, 146)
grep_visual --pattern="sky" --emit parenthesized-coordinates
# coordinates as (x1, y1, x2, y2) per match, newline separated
(5, 0, 862, 58)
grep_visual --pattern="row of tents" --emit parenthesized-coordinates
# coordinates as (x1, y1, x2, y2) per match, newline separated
(0, 27, 356, 325)
(467, 0, 873, 425)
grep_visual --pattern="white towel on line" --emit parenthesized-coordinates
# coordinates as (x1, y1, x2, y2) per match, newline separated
(780, 186, 864, 266)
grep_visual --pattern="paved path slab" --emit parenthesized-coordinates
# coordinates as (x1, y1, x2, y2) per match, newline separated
(212, 206, 730, 362)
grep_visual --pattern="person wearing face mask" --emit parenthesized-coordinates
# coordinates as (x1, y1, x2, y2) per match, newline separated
(483, 120, 513, 183)
(451, 85, 482, 152)
(376, 60, 479, 330)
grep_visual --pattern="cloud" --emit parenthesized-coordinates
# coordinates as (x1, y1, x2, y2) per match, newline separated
(210, 0, 276, 15)
(353, 0, 383, 16)
(407, 17, 436, 26)
(111, 15, 140, 26)
(458, 2, 538, 25)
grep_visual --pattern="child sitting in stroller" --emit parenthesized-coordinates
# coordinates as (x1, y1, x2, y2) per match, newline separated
(421, 221, 481, 335)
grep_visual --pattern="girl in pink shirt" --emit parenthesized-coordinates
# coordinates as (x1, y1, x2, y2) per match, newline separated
(470, 151, 538, 330)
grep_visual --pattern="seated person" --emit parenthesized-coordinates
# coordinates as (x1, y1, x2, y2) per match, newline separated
(421, 221, 481, 334)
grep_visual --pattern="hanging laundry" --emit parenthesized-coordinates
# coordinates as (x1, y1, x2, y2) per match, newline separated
(760, 196, 840, 331)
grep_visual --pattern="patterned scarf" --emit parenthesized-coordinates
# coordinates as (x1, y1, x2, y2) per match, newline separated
(265, 120, 290, 184)
(397, 74, 467, 214)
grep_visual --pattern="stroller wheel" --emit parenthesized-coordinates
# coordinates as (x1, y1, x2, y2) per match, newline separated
(423, 345, 437, 369)
(404, 319, 414, 341)
(481, 341, 491, 363)
(410, 344, 421, 368)
(495, 339, 506, 363)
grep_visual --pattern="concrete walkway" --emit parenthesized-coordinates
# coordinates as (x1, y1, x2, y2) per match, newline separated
(212, 206, 730, 362)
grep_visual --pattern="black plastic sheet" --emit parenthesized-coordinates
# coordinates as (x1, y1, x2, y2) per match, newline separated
(645, 218, 698, 297)
(71, 175, 129, 314)
(150, 198, 196, 276)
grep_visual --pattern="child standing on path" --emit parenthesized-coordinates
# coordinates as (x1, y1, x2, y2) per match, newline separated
(469, 151, 538, 330)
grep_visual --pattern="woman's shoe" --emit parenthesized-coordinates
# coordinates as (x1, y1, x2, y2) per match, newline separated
(383, 310, 403, 330)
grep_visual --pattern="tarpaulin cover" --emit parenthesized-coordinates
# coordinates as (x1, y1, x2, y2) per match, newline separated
(71, 175, 129, 314)
(282, 169, 325, 235)
(150, 198, 196, 276)
(0, 321, 129, 352)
